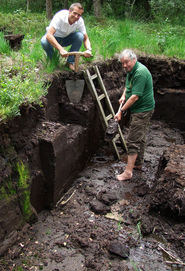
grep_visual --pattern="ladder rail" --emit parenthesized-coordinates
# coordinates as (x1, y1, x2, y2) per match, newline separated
(84, 66, 128, 159)
(93, 66, 116, 118)
(84, 69, 110, 127)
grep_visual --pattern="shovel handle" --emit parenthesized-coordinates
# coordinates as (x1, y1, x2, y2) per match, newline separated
(67, 52, 86, 72)
(118, 101, 124, 113)
(67, 51, 86, 56)
(115, 101, 124, 122)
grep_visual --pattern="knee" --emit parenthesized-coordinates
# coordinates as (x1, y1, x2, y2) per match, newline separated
(41, 35, 49, 48)
(127, 143, 139, 155)
(75, 32, 84, 42)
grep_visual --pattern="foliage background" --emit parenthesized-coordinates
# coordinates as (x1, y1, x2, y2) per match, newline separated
(0, 0, 184, 25)
(0, 0, 184, 120)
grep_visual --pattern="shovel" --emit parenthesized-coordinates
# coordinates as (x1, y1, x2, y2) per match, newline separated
(104, 101, 124, 142)
(65, 51, 86, 103)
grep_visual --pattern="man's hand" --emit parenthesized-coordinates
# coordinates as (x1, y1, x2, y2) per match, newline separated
(84, 49, 92, 58)
(119, 95, 125, 105)
(59, 48, 69, 57)
(114, 111, 122, 122)
(46, 27, 69, 57)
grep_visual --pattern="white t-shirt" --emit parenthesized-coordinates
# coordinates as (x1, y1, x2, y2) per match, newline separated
(46, 10, 87, 38)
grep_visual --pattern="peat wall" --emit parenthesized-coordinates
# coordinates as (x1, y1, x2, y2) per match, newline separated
(0, 55, 185, 250)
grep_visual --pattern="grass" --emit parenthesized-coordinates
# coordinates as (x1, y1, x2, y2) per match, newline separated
(0, 62, 47, 120)
(0, 32, 11, 54)
(85, 17, 185, 60)
(0, 9, 184, 120)
(136, 221, 143, 240)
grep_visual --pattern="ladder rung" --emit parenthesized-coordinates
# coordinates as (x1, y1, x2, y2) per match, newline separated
(111, 141, 121, 160)
(84, 66, 127, 159)
(112, 133, 120, 142)
(91, 74, 98, 80)
(105, 114, 113, 122)
(98, 94, 105, 101)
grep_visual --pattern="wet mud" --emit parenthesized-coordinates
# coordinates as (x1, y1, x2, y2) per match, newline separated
(1, 120, 185, 271)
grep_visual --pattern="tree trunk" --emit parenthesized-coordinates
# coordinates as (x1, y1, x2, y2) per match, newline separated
(63, 0, 68, 9)
(46, 0, 53, 20)
(136, 0, 151, 18)
(125, 0, 151, 18)
(27, 0, 30, 11)
(93, 0, 101, 18)
(125, 0, 136, 17)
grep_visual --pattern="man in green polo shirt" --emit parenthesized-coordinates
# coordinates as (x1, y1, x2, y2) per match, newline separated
(115, 49, 155, 181)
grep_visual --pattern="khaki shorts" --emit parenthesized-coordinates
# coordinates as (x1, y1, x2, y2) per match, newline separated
(127, 110, 154, 165)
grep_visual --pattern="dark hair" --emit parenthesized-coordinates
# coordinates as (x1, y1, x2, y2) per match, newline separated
(69, 3, 84, 11)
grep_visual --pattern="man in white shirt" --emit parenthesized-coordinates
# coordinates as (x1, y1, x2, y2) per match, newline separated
(41, 3, 92, 70)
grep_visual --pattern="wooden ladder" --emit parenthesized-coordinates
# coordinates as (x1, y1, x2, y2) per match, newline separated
(83, 65, 127, 160)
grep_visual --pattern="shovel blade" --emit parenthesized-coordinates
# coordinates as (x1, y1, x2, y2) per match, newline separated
(65, 80, 85, 103)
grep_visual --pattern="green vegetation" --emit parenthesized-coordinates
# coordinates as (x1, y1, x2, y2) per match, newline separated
(0, 160, 32, 221)
(0, 32, 11, 54)
(14, 266, 24, 271)
(130, 261, 142, 271)
(87, 18, 185, 60)
(0, 183, 15, 201)
(117, 220, 122, 231)
(136, 221, 142, 240)
(0, 11, 48, 120)
(0, 1, 184, 121)
(17, 161, 32, 221)
(0, 177, 16, 201)
(0, 63, 47, 120)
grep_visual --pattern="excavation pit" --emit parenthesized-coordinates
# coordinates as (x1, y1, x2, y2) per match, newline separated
(0, 55, 185, 270)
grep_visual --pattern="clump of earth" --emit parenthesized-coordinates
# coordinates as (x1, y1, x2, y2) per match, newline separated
(0, 120, 185, 271)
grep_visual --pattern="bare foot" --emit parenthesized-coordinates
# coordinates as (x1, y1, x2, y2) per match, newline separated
(68, 63, 75, 71)
(66, 63, 75, 71)
(116, 170, 133, 181)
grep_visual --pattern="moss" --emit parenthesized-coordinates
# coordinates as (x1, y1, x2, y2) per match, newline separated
(17, 161, 32, 221)
(0, 186, 9, 200)
(0, 180, 16, 201)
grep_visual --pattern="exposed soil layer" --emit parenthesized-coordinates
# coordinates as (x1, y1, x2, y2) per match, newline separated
(0, 55, 185, 270)
(0, 120, 185, 271)
(4, 34, 24, 50)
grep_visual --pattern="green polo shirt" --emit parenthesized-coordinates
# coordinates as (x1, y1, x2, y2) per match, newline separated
(125, 61, 155, 113)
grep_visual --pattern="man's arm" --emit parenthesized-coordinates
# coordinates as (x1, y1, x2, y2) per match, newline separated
(46, 26, 68, 57)
(121, 94, 139, 112)
(83, 33, 92, 57)
(119, 87, 126, 104)
(115, 94, 139, 121)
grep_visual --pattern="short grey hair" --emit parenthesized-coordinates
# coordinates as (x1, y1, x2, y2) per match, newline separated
(69, 3, 84, 11)
(119, 49, 137, 61)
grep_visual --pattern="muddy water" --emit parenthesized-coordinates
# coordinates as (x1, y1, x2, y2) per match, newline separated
(1, 120, 184, 271)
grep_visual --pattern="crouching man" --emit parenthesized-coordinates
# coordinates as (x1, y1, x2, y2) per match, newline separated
(41, 2, 92, 70)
